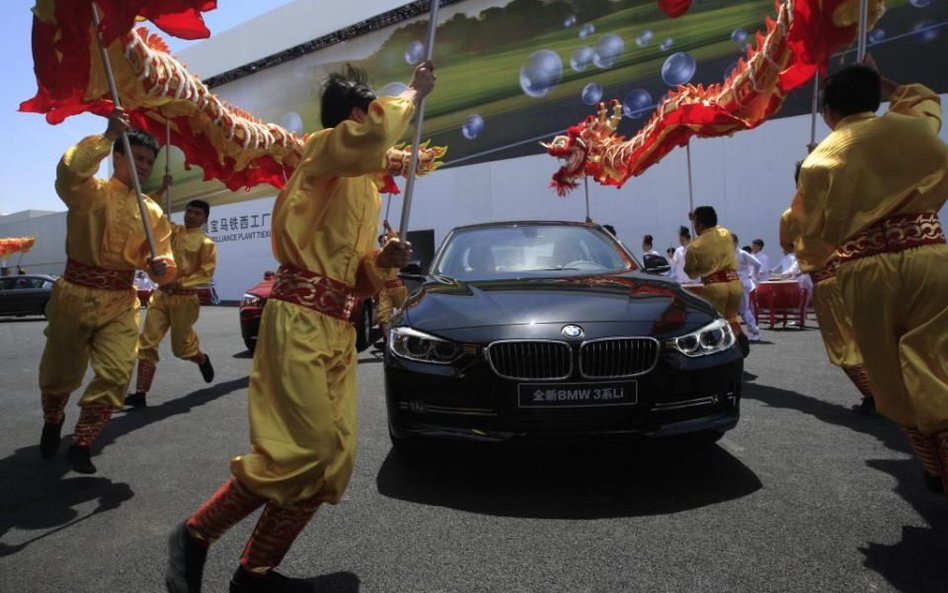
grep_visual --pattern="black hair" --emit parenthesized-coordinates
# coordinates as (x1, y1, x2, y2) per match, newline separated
(820, 64, 881, 118)
(678, 225, 691, 240)
(753, 239, 764, 249)
(113, 129, 160, 158)
(602, 224, 616, 236)
(732, 233, 740, 245)
(643, 234, 653, 246)
(693, 206, 718, 229)
(794, 160, 803, 186)
(187, 199, 210, 218)
(742, 245, 752, 253)
(320, 64, 377, 129)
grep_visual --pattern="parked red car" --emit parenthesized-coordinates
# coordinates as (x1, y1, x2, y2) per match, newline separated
(239, 271, 378, 354)
(137, 286, 214, 307)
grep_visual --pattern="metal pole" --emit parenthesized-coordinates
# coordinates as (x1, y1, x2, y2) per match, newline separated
(809, 75, 819, 147)
(856, 0, 870, 62)
(397, 0, 440, 239)
(91, 2, 157, 258)
(686, 142, 695, 213)
(384, 193, 392, 222)
(165, 119, 172, 215)
(583, 176, 591, 222)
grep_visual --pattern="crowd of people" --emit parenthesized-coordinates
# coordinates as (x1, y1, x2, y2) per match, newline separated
(24, 49, 947, 593)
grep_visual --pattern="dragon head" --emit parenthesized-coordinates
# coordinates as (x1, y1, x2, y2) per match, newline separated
(542, 100, 623, 196)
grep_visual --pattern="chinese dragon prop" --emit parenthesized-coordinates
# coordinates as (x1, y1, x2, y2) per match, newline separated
(544, 0, 885, 196)
(20, 0, 445, 193)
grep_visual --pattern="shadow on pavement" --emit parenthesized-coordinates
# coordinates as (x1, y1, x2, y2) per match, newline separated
(376, 439, 761, 519)
(0, 377, 248, 558)
(744, 382, 948, 593)
(306, 571, 361, 592)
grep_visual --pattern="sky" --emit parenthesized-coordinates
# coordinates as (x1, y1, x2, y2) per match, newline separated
(0, 0, 297, 215)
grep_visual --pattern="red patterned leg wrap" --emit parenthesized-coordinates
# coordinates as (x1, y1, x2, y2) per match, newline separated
(187, 353, 207, 364)
(72, 402, 113, 447)
(41, 392, 69, 424)
(240, 497, 321, 574)
(902, 427, 943, 479)
(135, 360, 156, 394)
(187, 478, 266, 545)
(841, 365, 874, 401)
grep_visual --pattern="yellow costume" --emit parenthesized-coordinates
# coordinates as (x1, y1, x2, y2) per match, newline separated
(779, 209, 873, 401)
(39, 134, 175, 450)
(684, 225, 742, 333)
(228, 96, 412, 506)
(377, 278, 408, 335)
(134, 223, 217, 395)
(793, 83, 948, 485)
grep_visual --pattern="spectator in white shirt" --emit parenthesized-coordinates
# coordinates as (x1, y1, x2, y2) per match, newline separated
(771, 249, 797, 276)
(641, 234, 660, 259)
(751, 239, 770, 284)
(670, 225, 696, 283)
(733, 235, 762, 341)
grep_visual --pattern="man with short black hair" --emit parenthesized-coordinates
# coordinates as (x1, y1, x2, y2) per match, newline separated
(750, 239, 769, 283)
(793, 61, 948, 493)
(670, 225, 693, 283)
(38, 108, 176, 474)
(128, 198, 217, 408)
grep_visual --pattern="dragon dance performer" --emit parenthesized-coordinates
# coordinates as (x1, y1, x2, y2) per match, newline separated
(793, 62, 948, 494)
(164, 61, 435, 593)
(684, 206, 747, 355)
(38, 108, 176, 474)
(374, 223, 409, 348)
(128, 197, 217, 408)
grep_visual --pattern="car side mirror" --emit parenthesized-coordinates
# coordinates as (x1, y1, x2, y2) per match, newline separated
(399, 260, 424, 280)
(642, 254, 671, 275)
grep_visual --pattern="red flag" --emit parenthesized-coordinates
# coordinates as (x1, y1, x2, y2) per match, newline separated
(657, 0, 692, 19)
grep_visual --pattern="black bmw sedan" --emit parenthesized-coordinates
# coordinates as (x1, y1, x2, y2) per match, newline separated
(383, 221, 743, 451)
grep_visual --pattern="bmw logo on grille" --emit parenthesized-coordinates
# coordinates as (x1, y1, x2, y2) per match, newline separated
(561, 324, 584, 338)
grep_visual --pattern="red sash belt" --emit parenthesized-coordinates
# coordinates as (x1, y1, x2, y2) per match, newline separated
(269, 265, 356, 322)
(63, 259, 134, 291)
(701, 268, 739, 285)
(836, 211, 945, 264)
(383, 278, 404, 289)
(810, 259, 839, 284)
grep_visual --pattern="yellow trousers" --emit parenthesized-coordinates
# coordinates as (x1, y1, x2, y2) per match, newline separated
(836, 244, 948, 433)
(231, 299, 358, 506)
(137, 290, 202, 365)
(377, 284, 408, 326)
(38, 278, 140, 409)
(701, 280, 743, 329)
(811, 277, 863, 368)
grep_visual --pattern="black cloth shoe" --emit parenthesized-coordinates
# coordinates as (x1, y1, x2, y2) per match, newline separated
(125, 392, 147, 408)
(198, 355, 214, 384)
(229, 567, 312, 593)
(851, 397, 875, 415)
(922, 472, 945, 495)
(165, 521, 208, 593)
(65, 445, 96, 474)
(40, 420, 64, 459)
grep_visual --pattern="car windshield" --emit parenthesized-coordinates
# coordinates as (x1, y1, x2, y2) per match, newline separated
(433, 224, 638, 281)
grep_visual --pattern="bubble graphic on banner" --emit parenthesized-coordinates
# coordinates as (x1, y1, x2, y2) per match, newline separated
(910, 0, 932, 7)
(582, 83, 604, 106)
(623, 89, 653, 119)
(564, 14, 577, 27)
(868, 28, 886, 45)
(462, 114, 485, 140)
(280, 112, 303, 135)
(662, 52, 696, 86)
(519, 50, 563, 97)
(912, 20, 939, 43)
(660, 38, 674, 52)
(731, 28, 748, 44)
(405, 41, 425, 65)
(579, 23, 595, 39)
(379, 82, 408, 97)
(594, 34, 625, 68)
(570, 46, 595, 72)
(636, 30, 654, 48)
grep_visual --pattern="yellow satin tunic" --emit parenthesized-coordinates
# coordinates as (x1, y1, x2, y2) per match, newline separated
(39, 134, 175, 408)
(232, 97, 413, 505)
(684, 226, 742, 326)
(794, 84, 948, 433)
(138, 224, 217, 365)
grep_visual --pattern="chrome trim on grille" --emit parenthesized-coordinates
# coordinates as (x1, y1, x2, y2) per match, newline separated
(579, 337, 660, 378)
(652, 396, 719, 411)
(397, 402, 497, 416)
(485, 339, 572, 381)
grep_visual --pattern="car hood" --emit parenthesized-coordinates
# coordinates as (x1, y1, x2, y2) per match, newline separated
(403, 273, 717, 338)
(245, 279, 274, 299)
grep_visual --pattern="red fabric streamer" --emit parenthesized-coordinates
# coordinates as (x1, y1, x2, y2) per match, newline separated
(657, 0, 692, 19)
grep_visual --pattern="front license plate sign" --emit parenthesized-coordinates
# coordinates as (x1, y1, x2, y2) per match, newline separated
(518, 381, 637, 408)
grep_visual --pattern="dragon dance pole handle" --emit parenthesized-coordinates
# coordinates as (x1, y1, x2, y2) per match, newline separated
(165, 120, 172, 215)
(91, 2, 157, 259)
(398, 0, 441, 240)
(856, 0, 870, 62)
(809, 75, 819, 147)
(685, 143, 694, 213)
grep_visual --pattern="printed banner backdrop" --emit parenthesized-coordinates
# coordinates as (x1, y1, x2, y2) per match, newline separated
(148, 0, 948, 208)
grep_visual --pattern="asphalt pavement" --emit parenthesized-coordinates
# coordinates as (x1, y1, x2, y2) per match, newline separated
(1, 307, 946, 593)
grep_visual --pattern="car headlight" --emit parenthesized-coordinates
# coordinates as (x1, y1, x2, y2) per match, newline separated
(666, 318, 735, 357)
(389, 327, 464, 364)
(241, 294, 261, 307)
